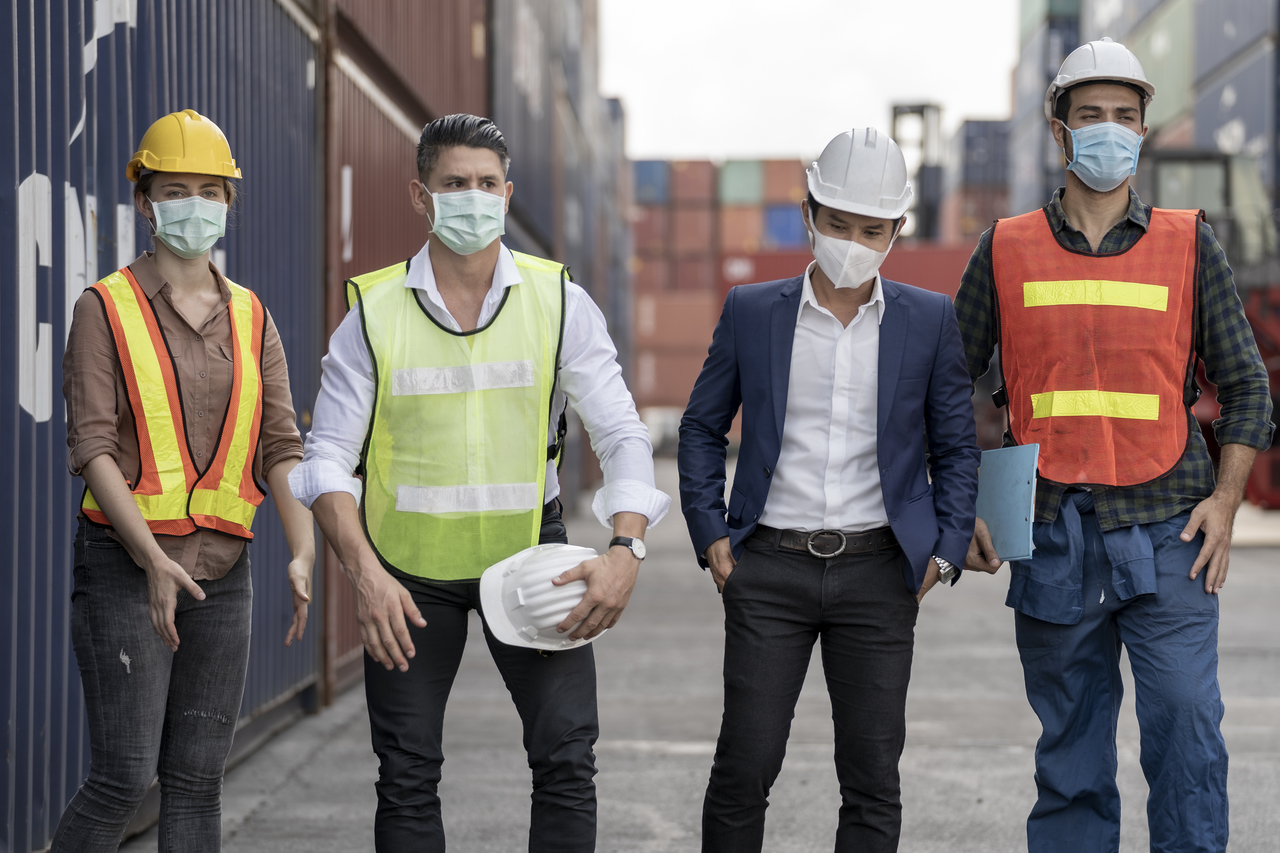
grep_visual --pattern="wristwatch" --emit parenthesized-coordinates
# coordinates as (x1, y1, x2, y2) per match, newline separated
(933, 556, 958, 584)
(609, 536, 647, 561)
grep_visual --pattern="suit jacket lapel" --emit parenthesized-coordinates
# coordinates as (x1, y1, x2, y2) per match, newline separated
(877, 279, 907, 437)
(770, 276, 803, 443)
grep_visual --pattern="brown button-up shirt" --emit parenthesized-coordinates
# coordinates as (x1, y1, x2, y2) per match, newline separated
(63, 253, 304, 579)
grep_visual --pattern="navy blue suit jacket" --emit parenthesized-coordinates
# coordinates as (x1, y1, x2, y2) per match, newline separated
(677, 275, 981, 594)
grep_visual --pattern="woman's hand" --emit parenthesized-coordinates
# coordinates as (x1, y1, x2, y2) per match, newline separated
(285, 556, 312, 646)
(142, 554, 206, 651)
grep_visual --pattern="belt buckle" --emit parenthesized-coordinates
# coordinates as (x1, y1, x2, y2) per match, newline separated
(806, 530, 847, 558)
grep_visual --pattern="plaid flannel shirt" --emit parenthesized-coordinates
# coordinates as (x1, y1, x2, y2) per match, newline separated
(955, 187, 1275, 531)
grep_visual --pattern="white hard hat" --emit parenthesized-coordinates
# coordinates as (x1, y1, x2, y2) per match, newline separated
(1044, 37, 1155, 121)
(479, 544, 603, 651)
(806, 127, 913, 220)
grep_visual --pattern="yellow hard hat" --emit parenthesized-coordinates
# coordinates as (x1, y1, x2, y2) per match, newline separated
(126, 109, 242, 182)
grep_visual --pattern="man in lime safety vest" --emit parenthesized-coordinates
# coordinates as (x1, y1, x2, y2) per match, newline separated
(288, 114, 669, 852)
(955, 39, 1274, 852)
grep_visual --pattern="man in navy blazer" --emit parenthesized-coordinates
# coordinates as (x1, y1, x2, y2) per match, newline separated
(678, 129, 982, 853)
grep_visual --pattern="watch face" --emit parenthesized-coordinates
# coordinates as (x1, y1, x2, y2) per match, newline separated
(631, 539, 647, 560)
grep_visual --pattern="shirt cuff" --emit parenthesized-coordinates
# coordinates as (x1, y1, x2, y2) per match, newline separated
(287, 458, 363, 510)
(591, 478, 672, 529)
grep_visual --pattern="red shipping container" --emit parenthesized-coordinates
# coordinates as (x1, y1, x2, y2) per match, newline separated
(675, 257, 717, 292)
(633, 291, 720, 351)
(764, 159, 808, 204)
(669, 160, 716, 203)
(632, 204, 669, 255)
(719, 205, 763, 253)
(717, 244, 975, 301)
(634, 349, 714, 408)
(632, 256, 671, 293)
(672, 205, 715, 257)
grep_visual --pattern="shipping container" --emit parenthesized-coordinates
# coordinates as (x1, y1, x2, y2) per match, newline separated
(716, 245, 974, 301)
(718, 160, 764, 205)
(948, 120, 1010, 190)
(1, 1, 325, 850)
(764, 204, 808, 249)
(1125, 0, 1194, 130)
(674, 257, 717, 292)
(1022, 0, 1082, 47)
(1194, 40, 1275, 191)
(718, 251, 813, 294)
(672, 205, 716, 257)
(1079, 0, 1165, 41)
(669, 160, 716, 204)
(632, 291, 720, 351)
(1013, 17, 1080, 123)
(719, 204, 763, 254)
(632, 204, 668, 255)
(633, 349, 711, 408)
(1009, 109, 1062, 215)
(1195, 0, 1276, 85)
(632, 255, 670, 293)
(335, 0, 487, 119)
(491, 0, 557, 253)
(940, 186, 1008, 244)
(633, 160, 669, 205)
(764, 159, 808, 204)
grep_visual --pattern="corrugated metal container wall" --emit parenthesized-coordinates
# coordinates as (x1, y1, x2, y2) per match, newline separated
(633, 160, 669, 204)
(1195, 0, 1276, 85)
(633, 256, 670, 293)
(326, 56, 428, 694)
(719, 205, 763, 254)
(492, 0, 556, 253)
(1013, 17, 1079, 123)
(764, 204, 808, 249)
(959, 121, 1010, 187)
(1126, 0, 1194, 130)
(672, 206, 715, 257)
(1194, 41, 1276, 191)
(763, 159, 807, 204)
(1, 2, 324, 850)
(1022, 0, 1082, 46)
(718, 160, 764, 205)
(1080, 0, 1164, 40)
(633, 205, 668, 255)
(335, 0, 488, 118)
(669, 160, 716, 204)
(674, 257, 716, 291)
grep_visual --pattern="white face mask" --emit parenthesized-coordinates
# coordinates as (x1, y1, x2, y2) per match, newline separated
(807, 208, 895, 289)
(149, 195, 228, 260)
(422, 185, 506, 255)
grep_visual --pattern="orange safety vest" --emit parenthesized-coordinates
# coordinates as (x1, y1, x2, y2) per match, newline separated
(81, 266, 267, 539)
(992, 207, 1199, 487)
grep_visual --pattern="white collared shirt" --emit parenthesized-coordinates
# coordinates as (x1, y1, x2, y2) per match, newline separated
(288, 240, 670, 528)
(758, 264, 887, 533)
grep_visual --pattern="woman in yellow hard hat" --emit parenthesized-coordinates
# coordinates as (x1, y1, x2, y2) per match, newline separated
(53, 109, 314, 850)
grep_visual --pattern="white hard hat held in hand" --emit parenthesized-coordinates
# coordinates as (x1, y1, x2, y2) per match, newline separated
(480, 544, 603, 650)
(1044, 37, 1155, 121)
(806, 128, 913, 220)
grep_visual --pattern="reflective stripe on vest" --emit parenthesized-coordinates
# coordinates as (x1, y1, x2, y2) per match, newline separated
(349, 252, 565, 581)
(81, 267, 266, 538)
(992, 208, 1199, 487)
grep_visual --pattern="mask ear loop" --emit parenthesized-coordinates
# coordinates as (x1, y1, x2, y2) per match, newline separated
(418, 180, 438, 233)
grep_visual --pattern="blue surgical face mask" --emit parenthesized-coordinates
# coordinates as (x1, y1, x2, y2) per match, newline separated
(149, 195, 227, 259)
(424, 186, 506, 255)
(1064, 122, 1144, 192)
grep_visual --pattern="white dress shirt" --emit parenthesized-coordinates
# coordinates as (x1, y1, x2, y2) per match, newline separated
(758, 264, 888, 533)
(288, 240, 670, 528)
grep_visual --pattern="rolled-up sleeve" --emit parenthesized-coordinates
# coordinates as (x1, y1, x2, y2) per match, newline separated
(559, 283, 671, 528)
(287, 307, 374, 508)
(63, 290, 123, 475)
(258, 309, 305, 474)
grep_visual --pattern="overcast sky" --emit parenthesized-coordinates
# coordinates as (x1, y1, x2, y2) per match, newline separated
(598, 0, 1020, 164)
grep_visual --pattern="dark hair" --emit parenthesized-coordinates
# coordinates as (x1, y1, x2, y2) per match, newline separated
(416, 114, 510, 182)
(806, 191, 823, 221)
(1053, 80, 1148, 125)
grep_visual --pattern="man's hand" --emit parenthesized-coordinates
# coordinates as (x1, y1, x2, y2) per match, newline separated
(553, 546, 642, 639)
(704, 536, 737, 593)
(349, 554, 427, 671)
(284, 557, 311, 647)
(916, 558, 941, 603)
(1181, 491, 1241, 594)
(142, 554, 206, 652)
(965, 518, 1002, 573)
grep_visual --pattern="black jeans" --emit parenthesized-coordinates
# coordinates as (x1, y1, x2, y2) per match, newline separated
(51, 519, 252, 853)
(703, 532, 920, 853)
(364, 505, 599, 853)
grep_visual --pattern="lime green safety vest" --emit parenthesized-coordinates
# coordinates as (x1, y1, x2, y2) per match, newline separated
(346, 252, 566, 581)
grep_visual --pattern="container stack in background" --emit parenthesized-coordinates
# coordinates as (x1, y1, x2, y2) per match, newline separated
(939, 120, 1010, 244)
(1, 2, 633, 849)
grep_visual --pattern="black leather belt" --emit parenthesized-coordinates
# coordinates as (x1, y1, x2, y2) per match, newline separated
(750, 524, 898, 558)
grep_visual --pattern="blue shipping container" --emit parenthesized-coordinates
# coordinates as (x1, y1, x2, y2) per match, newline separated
(764, 204, 808, 249)
(1194, 0, 1277, 85)
(634, 160, 669, 205)
(1194, 40, 1276, 191)
(1, 1, 324, 850)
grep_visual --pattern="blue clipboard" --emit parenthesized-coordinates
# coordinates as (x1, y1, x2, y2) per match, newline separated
(975, 445, 1039, 562)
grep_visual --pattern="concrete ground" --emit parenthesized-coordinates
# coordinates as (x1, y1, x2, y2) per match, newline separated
(124, 459, 1280, 852)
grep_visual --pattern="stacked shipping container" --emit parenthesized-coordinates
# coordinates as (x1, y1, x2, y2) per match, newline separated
(2, 0, 633, 848)
(940, 120, 1011, 243)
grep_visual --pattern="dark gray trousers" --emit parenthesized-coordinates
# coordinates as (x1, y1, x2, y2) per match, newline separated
(52, 519, 252, 853)
(703, 533, 920, 853)
(363, 506, 599, 853)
